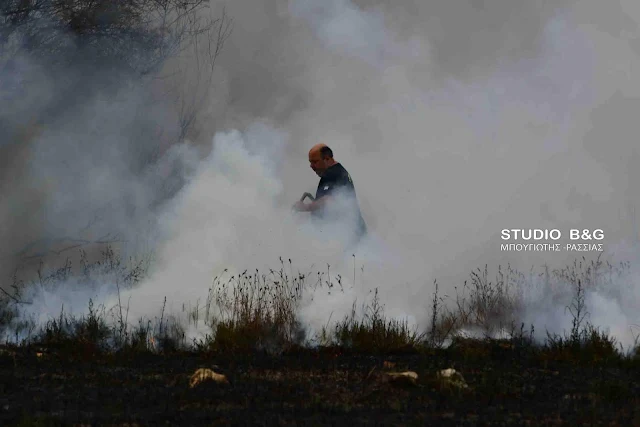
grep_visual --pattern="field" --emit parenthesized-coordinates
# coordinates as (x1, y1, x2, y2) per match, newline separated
(2, 339, 639, 425)
(1, 249, 639, 426)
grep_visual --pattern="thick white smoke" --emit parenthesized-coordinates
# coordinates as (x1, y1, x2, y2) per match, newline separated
(100, 122, 421, 342)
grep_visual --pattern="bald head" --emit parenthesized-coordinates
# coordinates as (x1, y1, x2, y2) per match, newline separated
(309, 143, 327, 157)
(308, 143, 336, 177)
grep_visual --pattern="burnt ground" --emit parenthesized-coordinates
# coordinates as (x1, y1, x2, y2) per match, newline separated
(1, 342, 638, 426)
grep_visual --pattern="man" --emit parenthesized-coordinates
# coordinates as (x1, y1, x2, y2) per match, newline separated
(293, 143, 367, 240)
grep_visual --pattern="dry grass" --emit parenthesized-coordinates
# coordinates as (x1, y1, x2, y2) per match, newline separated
(1, 246, 638, 364)
(197, 259, 307, 353)
(320, 289, 426, 352)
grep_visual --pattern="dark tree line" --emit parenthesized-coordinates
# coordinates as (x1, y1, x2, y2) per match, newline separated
(0, 0, 230, 75)
(1, 0, 232, 145)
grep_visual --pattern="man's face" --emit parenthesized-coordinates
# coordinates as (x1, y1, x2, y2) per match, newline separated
(309, 151, 328, 176)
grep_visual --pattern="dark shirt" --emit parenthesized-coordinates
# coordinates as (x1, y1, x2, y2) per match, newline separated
(313, 163, 367, 237)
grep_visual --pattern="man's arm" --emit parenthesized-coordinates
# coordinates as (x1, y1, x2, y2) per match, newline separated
(293, 195, 330, 212)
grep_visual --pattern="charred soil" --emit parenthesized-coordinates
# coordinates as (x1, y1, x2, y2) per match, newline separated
(1, 342, 638, 426)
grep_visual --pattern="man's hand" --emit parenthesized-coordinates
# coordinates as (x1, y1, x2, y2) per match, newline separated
(293, 196, 329, 213)
(292, 201, 309, 212)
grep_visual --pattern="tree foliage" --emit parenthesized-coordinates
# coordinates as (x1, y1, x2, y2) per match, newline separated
(1, 0, 228, 75)
(1, 0, 232, 143)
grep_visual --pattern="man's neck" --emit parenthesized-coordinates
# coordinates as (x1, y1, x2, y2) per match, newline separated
(319, 162, 338, 177)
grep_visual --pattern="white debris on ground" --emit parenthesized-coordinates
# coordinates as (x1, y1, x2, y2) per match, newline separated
(437, 368, 470, 390)
(189, 367, 229, 388)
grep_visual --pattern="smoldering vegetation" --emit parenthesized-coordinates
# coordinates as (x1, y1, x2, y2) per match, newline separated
(1, 249, 640, 425)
